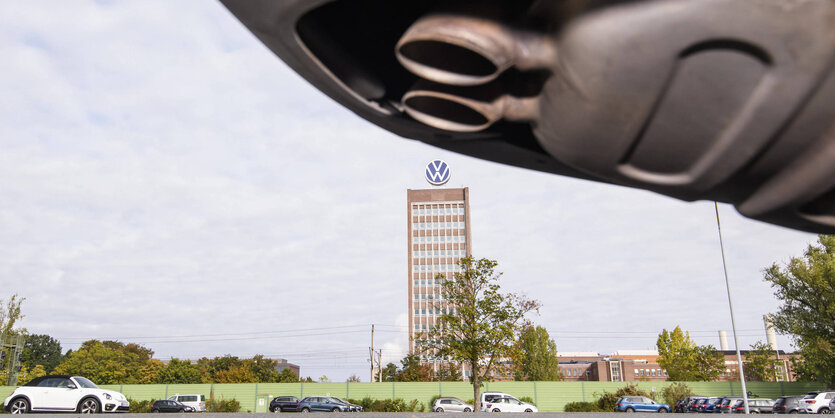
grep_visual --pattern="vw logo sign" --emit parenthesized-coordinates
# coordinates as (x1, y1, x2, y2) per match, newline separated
(425, 160, 451, 186)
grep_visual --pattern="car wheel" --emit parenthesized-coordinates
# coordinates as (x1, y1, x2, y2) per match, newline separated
(9, 398, 29, 414)
(436, 407, 444, 413)
(274, 407, 281, 413)
(820, 408, 831, 415)
(151, 409, 159, 413)
(331, 407, 340, 412)
(658, 408, 668, 413)
(789, 410, 797, 414)
(525, 409, 533, 413)
(626, 407, 635, 413)
(464, 407, 471, 412)
(78, 398, 101, 414)
(301, 408, 310, 413)
(492, 408, 501, 413)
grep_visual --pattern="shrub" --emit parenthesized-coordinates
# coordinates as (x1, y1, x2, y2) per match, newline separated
(519, 396, 535, 405)
(127, 398, 155, 413)
(661, 382, 694, 408)
(564, 401, 603, 412)
(206, 397, 240, 412)
(347, 397, 423, 412)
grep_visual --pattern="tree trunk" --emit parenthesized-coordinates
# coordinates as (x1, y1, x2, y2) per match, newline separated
(472, 362, 481, 412)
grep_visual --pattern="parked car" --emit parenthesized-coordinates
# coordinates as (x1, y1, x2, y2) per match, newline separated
(716, 397, 742, 414)
(433, 397, 473, 412)
(3, 375, 130, 414)
(482, 395, 537, 413)
(615, 396, 670, 413)
(270, 396, 301, 413)
(167, 394, 206, 412)
(480, 392, 508, 408)
(774, 396, 805, 414)
(298, 396, 361, 412)
(675, 396, 701, 413)
(151, 400, 194, 413)
(829, 397, 835, 415)
(729, 398, 774, 414)
(803, 391, 835, 414)
(703, 397, 723, 413)
(687, 397, 708, 413)
(697, 398, 721, 413)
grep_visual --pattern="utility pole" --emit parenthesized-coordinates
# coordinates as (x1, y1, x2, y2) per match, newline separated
(377, 349, 382, 382)
(1, 334, 25, 386)
(370, 324, 375, 382)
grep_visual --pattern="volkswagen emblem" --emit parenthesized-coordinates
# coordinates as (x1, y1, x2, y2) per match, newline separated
(425, 160, 451, 186)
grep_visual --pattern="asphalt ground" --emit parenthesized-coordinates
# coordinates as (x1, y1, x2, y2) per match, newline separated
(6, 414, 716, 417)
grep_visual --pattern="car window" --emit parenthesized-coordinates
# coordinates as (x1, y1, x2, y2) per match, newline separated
(200, 395, 206, 401)
(73, 377, 99, 389)
(826, 393, 834, 399)
(55, 378, 73, 388)
(452, 400, 462, 405)
(183, 396, 197, 402)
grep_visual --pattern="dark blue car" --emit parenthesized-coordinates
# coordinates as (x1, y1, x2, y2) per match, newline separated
(615, 396, 670, 413)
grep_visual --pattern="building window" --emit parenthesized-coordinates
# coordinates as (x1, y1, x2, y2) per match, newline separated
(634, 369, 640, 376)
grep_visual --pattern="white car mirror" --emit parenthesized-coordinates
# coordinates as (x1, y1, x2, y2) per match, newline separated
(67, 383, 77, 389)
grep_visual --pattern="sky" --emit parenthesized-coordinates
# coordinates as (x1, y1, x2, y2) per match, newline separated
(0, 1, 821, 382)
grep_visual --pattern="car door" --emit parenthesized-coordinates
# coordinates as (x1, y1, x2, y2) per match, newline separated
(450, 399, 464, 412)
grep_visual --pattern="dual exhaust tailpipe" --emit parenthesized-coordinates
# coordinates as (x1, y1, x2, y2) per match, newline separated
(396, 13, 554, 132)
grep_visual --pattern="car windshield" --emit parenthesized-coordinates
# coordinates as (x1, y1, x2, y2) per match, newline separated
(329, 397, 345, 404)
(73, 377, 99, 389)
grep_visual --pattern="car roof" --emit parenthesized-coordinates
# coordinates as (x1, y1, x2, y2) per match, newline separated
(23, 375, 73, 387)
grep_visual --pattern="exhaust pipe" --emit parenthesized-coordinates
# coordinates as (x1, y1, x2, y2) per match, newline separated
(396, 13, 555, 86)
(402, 82, 538, 132)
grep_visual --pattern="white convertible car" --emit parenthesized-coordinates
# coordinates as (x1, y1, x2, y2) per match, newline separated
(3, 375, 129, 414)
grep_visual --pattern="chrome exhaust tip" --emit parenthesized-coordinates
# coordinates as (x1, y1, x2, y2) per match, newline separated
(396, 14, 554, 86)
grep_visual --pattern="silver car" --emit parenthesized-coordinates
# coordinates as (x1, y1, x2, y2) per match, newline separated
(433, 397, 473, 413)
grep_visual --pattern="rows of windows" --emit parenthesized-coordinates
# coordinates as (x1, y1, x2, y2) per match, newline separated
(414, 308, 456, 316)
(414, 293, 445, 301)
(412, 222, 465, 230)
(413, 278, 444, 286)
(634, 369, 668, 377)
(413, 235, 466, 244)
(413, 250, 465, 258)
(412, 264, 462, 272)
(412, 207, 465, 216)
(561, 368, 589, 377)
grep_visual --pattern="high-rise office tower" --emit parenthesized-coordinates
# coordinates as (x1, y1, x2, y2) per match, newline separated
(407, 187, 472, 368)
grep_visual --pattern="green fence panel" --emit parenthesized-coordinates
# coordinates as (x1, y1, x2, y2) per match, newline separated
(1, 380, 827, 413)
(342, 382, 396, 403)
(533, 381, 584, 412)
(110, 384, 168, 401)
(212, 383, 257, 412)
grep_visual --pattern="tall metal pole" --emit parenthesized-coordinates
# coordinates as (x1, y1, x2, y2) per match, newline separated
(714, 202, 750, 414)
(370, 324, 375, 382)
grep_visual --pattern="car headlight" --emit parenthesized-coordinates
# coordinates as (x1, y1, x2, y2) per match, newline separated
(103, 393, 112, 400)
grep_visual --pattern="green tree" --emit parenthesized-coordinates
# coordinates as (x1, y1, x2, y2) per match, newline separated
(763, 235, 835, 386)
(245, 355, 280, 382)
(346, 374, 361, 382)
(513, 325, 561, 381)
(657, 326, 724, 381)
(277, 368, 298, 383)
(397, 353, 432, 382)
(54, 340, 154, 384)
(155, 358, 201, 384)
(21, 334, 63, 373)
(382, 363, 398, 382)
(745, 341, 782, 382)
(421, 256, 540, 411)
(660, 382, 694, 409)
(0, 294, 25, 336)
(691, 344, 724, 381)
(433, 362, 463, 382)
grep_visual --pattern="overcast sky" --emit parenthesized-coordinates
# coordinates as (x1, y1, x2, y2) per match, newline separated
(0, 1, 820, 382)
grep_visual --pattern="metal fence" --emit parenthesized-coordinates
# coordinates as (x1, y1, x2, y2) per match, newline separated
(0, 381, 826, 412)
